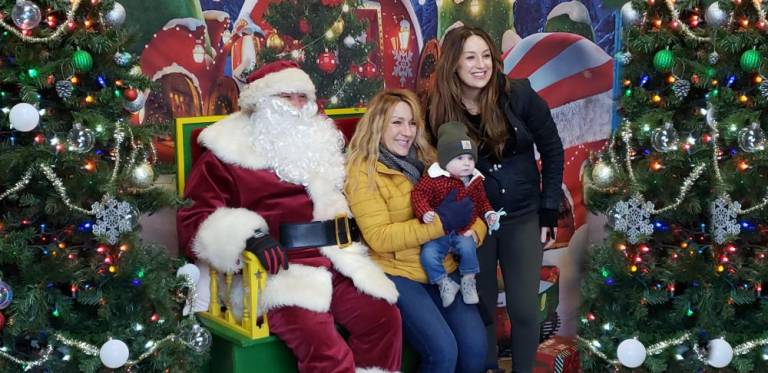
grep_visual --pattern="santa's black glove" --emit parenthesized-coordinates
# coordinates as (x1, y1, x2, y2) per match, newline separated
(245, 230, 289, 275)
(539, 208, 559, 231)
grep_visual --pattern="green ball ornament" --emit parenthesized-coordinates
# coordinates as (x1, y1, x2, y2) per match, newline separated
(740, 49, 761, 72)
(72, 50, 93, 72)
(653, 49, 674, 72)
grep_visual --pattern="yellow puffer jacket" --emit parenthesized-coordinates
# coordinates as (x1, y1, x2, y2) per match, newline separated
(345, 161, 488, 283)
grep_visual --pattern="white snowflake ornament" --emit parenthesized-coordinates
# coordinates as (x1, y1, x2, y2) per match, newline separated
(711, 194, 741, 244)
(612, 194, 654, 244)
(91, 195, 137, 244)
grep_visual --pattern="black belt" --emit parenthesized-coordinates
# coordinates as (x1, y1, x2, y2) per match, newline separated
(279, 216, 361, 249)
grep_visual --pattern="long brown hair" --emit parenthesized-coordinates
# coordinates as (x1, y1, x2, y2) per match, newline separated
(429, 26, 509, 158)
(347, 89, 436, 188)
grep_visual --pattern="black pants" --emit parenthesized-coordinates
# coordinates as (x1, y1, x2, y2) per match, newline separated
(477, 212, 543, 373)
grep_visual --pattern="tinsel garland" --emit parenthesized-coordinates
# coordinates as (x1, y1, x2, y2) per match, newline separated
(663, 0, 711, 42)
(708, 106, 768, 215)
(649, 163, 706, 214)
(579, 333, 768, 367)
(0, 0, 82, 43)
(110, 124, 126, 183)
(0, 273, 204, 369)
(616, 120, 708, 214)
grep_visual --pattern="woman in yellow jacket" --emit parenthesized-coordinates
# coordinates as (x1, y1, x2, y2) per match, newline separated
(345, 89, 488, 373)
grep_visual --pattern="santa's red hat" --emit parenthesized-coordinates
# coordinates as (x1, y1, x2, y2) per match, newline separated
(239, 60, 316, 111)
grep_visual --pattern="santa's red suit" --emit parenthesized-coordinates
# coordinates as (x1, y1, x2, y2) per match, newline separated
(177, 61, 401, 373)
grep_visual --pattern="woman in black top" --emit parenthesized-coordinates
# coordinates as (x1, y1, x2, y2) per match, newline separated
(428, 26, 564, 373)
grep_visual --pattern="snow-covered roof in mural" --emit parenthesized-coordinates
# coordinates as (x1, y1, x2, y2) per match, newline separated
(203, 10, 229, 22)
(163, 18, 206, 31)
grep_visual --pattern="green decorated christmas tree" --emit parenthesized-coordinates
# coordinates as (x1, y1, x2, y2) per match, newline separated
(259, 0, 382, 108)
(0, 0, 207, 371)
(579, 1, 767, 372)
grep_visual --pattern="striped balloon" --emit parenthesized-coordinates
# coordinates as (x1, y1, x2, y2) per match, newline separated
(502, 32, 613, 149)
(503, 33, 612, 107)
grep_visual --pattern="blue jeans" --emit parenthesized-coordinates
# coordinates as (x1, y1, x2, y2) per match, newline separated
(390, 272, 487, 373)
(421, 233, 479, 284)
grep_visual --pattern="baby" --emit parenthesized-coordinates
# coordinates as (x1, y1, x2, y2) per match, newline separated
(412, 121, 502, 307)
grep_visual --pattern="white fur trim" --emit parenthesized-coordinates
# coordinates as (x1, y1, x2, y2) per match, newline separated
(426, 162, 484, 183)
(192, 207, 268, 273)
(239, 68, 316, 112)
(321, 242, 398, 304)
(356, 368, 400, 373)
(197, 112, 270, 171)
(261, 264, 333, 313)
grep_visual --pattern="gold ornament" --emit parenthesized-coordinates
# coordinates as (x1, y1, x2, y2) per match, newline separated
(331, 18, 344, 36)
(130, 161, 155, 188)
(266, 33, 285, 51)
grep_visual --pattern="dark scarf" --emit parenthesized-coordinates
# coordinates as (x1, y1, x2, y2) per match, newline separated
(378, 145, 424, 184)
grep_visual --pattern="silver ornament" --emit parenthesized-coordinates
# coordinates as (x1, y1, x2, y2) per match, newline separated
(651, 122, 679, 152)
(91, 196, 137, 244)
(130, 162, 155, 188)
(621, 2, 641, 27)
(591, 160, 615, 188)
(12, 0, 42, 30)
(104, 2, 126, 28)
(612, 195, 655, 244)
(705, 103, 717, 127)
(672, 79, 691, 99)
(181, 324, 212, 353)
(66, 123, 95, 153)
(343, 35, 356, 48)
(0, 280, 13, 310)
(711, 194, 741, 244)
(759, 80, 768, 98)
(737, 122, 766, 152)
(55, 80, 74, 99)
(113, 52, 132, 67)
(616, 51, 632, 66)
(129, 65, 143, 76)
(704, 2, 728, 28)
(708, 51, 720, 65)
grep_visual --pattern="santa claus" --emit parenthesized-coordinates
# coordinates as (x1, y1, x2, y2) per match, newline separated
(177, 60, 402, 372)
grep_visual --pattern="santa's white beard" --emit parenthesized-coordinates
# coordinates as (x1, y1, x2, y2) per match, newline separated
(248, 97, 346, 190)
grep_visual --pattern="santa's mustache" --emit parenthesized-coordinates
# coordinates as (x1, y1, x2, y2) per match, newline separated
(257, 96, 319, 121)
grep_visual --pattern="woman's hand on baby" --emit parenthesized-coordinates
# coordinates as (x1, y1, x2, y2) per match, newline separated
(423, 211, 437, 223)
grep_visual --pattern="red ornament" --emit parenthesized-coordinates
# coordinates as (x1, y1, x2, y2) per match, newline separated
(360, 61, 378, 79)
(299, 18, 311, 34)
(349, 63, 359, 76)
(47, 74, 55, 85)
(0, 312, 4, 331)
(691, 74, 700, 85)
(124, 88, 138, 101)
(320, 0, 343, 7)
(316, 50, 338, 74)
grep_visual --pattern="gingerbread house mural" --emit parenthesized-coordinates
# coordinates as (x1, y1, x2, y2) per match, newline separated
(140, 11, 244, 124)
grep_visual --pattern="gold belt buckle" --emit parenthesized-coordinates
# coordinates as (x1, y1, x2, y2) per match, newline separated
(334, 214, 352, 249)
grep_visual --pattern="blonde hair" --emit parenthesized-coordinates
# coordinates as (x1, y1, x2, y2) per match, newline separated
(347, 89, 436, 188)
(429, 26, 509, 159)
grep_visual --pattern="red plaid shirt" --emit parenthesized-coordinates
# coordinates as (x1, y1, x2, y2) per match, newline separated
(412, 163, 495, 233)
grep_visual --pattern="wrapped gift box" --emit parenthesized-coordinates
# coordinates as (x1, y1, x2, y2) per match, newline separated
(533, 335, 580, 373)
(496, 266, 560, 345)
